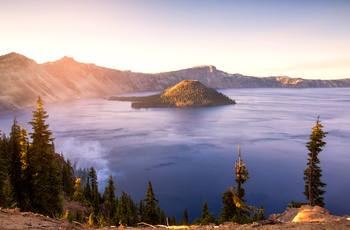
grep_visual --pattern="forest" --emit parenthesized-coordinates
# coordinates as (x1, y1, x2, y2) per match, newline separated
(0, 97, 327, 227)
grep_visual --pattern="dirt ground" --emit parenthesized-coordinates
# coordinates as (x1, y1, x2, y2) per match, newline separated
(1, 207, 350, 230)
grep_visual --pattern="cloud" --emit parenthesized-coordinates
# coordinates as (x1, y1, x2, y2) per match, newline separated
(56, 138, 112, 187)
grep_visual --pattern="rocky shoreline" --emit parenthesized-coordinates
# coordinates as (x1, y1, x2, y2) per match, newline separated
(1, 205, 349, 230)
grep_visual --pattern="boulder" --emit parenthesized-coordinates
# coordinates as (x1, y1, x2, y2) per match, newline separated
(268, 207, 299, 223)
(292, 205, 342, 223)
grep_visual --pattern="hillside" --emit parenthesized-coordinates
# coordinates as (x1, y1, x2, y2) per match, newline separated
(1, 52, 350, 111)
(108, 80, 236, 108)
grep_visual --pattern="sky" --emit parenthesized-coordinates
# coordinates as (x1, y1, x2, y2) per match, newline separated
(1, 0, 350, 79)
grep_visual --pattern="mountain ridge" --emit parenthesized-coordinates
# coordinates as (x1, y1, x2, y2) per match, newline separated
(1, 52, 349, 111)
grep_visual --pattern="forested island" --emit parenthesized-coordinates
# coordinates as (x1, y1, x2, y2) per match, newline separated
(107, 80, 236, 108)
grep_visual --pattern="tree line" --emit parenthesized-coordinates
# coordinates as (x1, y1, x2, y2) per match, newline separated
(0, 97, 328, 226)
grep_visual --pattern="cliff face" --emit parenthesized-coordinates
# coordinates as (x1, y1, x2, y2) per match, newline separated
(0, 52, 349, 111)
(0, 53, 70, 111)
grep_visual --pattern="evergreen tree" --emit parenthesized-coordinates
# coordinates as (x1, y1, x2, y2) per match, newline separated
(19, 124, 29, 170)
(117, 191, 139, 226)
(64, 209, 73, 223)
(0, 132, 12, 207)
(0, 133, 9, 160)
(89, 167, 100, 214)
(157, 206, 166, 225)
(98, 213, 106, 227)
(200, 200, 215, 225)
(258, 204, 266, 220)
(235, 146, 249, 203)
(183, 209, 189, 225)
(201, 200, 209, 220)
(75, 167, 89, 187)
(8, 117, 27, 209)
(303, 116, 328, 207)
(106, 174, 117, 224)
(218, 189, 238, 223)
(76, 210, 84, 223)
(61, 158, 74, 198)
(143, 181, 159, 225)
(168, 216, 177, 225)
(233, 146, 251, 219)
(26, 96, 62, 216)
(139, 200, 145, 222)
(88, 213, 95, 227)
(73, 178, 88, 204)
(84, 177, 92, 203)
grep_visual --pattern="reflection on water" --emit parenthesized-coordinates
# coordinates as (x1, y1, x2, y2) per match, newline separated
(0, 88, 350, 221)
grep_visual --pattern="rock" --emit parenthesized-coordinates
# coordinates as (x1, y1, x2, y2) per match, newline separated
(292, 205, 342, 223)
(268, 207, 299, 223)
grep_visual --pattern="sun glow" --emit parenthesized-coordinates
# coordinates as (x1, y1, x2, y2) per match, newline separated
(1, 0, 350, 79)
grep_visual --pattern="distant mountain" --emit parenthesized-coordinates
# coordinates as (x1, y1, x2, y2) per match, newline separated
(108, 80, 235, 108)
(0, 52, 349, 111)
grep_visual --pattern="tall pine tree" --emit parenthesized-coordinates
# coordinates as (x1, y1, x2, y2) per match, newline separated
(303, 116, 328, 207)
(0, 132, 12, 207)
(143, 181, 159, 225)
(26, 96, 62, 216)
(182, 209, 189, 225)
(233, 146, 251, 219)
(118, 191, 139, 226)
(200, 200, 215, 225)
(89, 167, 100, 214)
(106, 174, 117, 224)
(8, 118, 27, 209)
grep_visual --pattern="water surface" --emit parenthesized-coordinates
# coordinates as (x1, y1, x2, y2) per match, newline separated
(1, 88, 349, 221)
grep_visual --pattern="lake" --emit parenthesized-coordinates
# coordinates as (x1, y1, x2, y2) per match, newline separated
(1, 88, 349, 221)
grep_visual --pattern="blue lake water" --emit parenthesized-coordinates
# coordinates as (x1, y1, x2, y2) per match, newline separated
(1, 88, 349, 221)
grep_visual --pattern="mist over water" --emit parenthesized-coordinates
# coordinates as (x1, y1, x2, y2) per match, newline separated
(1, 88, 349, 221)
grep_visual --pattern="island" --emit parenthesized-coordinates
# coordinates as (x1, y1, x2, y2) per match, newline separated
(107, 80, 236, 108)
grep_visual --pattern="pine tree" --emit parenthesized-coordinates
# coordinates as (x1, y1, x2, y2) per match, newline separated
(0, 132, 12, 207)
(75, 167, 89, 187)
(157, 206, 166, 225)
(144, 181, 159, 225)
(26, 96, 62, 216)
(61, 158, 74, 198)
(258, 204, 265, 220)
(303, 116, 328, 207)
(201, 200, 209, 220)
(200, 200, 215, 225)
(19, 124, 29, 171)
(98, 213, 106, 227)
(64, 209, 73, 223)
(183, 209, 189, 225)
(89, 167, 100, 214)
(218, 189, 238, 223)
(84, 177, 92, 203)
(235, 146, 249, 203)
(106, 174, 117, 224)
(118, 191, 138, 226)
(139, 200, 145, 222)
(88, 213, 95, 227)
(8, 118, 27, 208)
(233, 146, 251, 219)
(73, 178, 88, 204)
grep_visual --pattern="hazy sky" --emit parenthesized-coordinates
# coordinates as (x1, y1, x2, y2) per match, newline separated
(1, 0, 350, 79)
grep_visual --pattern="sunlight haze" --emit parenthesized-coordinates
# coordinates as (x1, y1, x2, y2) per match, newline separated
(1, 0, 350, 79)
